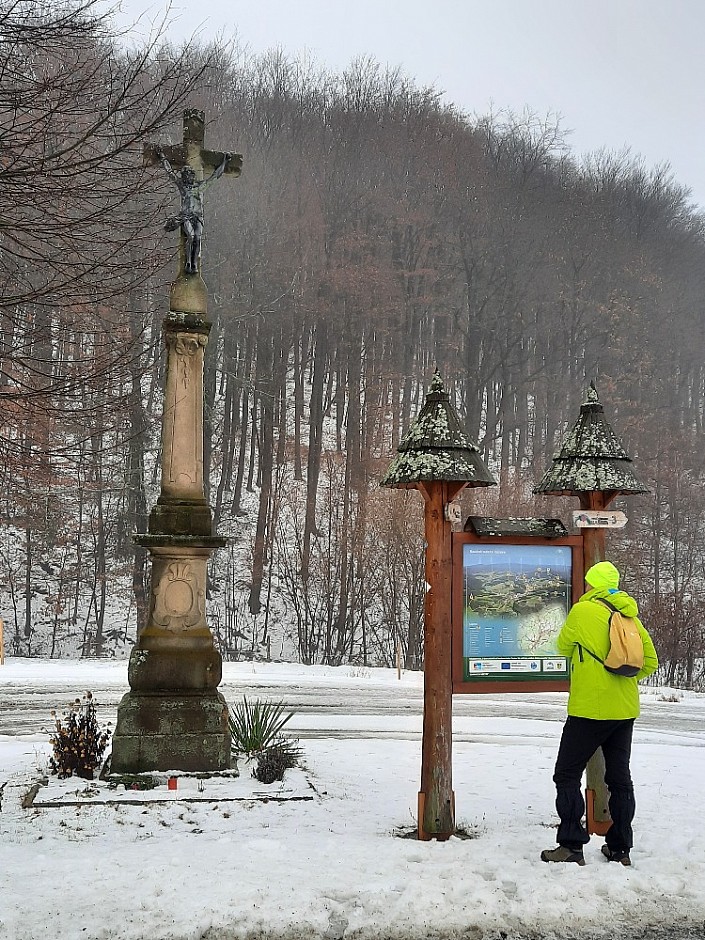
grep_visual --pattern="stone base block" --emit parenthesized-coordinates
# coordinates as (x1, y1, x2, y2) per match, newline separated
(110, 691, 231, 774)
(148, 500, 214, 537)
(128, 646, 222, 692)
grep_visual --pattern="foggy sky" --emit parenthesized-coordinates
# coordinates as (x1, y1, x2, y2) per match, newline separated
(115, 0, 705, 212)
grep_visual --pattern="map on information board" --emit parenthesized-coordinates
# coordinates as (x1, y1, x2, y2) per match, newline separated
(462, 543, 572, 682)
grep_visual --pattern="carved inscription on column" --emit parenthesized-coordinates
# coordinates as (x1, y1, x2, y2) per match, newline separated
(162, 331, 207, 498)
(152, 559, 207, 633)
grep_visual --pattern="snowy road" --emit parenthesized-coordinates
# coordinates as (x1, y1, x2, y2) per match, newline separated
(2, 660, 704, 743)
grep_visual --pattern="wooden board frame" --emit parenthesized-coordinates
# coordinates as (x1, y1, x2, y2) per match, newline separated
(452, 531, 584, 694)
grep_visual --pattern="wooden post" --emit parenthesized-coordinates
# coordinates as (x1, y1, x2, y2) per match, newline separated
(580, 491, 614, 835)
(379, 370, 495, 840)
(0, 617, 4, 665)
(417, 480, 461, 840)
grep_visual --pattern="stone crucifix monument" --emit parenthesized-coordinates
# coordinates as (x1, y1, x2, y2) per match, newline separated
(111, 110, 242, 774)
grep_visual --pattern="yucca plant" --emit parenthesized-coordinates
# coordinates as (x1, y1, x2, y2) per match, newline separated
(228, 697, 295, 757)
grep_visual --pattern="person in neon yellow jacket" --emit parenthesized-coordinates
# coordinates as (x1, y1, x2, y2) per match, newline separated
(541, 561, 658, 867)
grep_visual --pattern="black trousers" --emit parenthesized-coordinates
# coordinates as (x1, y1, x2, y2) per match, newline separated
(553, 715, 636, 852)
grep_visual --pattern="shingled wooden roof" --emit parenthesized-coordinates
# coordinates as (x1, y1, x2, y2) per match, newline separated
(534, 383, 648, 496)
(380, 371, 496, 488)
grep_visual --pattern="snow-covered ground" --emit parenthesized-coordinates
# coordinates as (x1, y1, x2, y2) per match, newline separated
(1, 660, 704, 940)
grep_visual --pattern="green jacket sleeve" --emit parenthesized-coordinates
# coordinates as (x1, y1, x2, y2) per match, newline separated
(556, 604, 581, 658)
(636, 621, 659, 680)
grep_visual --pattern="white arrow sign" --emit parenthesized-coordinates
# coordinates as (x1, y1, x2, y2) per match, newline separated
(572, 510, 628, 529)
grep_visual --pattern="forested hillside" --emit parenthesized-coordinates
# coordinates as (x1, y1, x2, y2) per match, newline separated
(2, 3, 704, 688)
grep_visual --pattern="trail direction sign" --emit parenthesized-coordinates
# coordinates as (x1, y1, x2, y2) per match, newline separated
(572, 510, 627, 529)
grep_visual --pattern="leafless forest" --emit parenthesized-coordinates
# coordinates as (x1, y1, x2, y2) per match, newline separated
(2, 2, 704, 688)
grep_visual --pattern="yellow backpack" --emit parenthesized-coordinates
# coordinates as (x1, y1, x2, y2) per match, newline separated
(583, 598, 645, 677)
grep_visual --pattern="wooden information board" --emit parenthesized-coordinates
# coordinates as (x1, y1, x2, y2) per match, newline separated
(452, 523, 583, 694)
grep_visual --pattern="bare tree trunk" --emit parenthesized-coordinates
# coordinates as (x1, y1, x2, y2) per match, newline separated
(127, 281, 149, 636)
(23, 524, 32, 642)
(293, 334, 304, 480)
(249, 328, 274, 615)
(301, 320, 329, 581)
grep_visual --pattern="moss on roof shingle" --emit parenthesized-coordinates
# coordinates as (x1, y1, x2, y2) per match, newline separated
(381, 371, 496, 488)
(535, 383, 648, 496)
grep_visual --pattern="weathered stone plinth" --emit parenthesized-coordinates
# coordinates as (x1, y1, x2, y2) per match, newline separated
(170, 273, 207, 316)
(131, 535, 227, 629)
(111, 533, 230, 773)
(111, 691, 230, 773)
(149, 497, 214, 537)
(127, 644, 222, 691)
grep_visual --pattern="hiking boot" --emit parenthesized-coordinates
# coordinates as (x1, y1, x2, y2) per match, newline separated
(541, 845, 586, 865)
(601, 845, 631, 866)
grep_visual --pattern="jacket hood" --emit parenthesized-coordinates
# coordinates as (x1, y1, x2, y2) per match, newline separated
(583, 586, 639, 618)
(585, 561, 620, 590)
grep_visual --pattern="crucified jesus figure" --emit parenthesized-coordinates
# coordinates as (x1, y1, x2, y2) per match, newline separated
(158, 150, 232, 275)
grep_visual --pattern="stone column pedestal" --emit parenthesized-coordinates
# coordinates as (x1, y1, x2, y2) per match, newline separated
(112, 536, 229, 774)
(111, 305, 231, 774)
(111, 692, 230, 773)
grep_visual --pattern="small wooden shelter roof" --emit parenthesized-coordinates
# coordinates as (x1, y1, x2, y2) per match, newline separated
(534, 383, 648, 496)
(380, 371, 496, 489)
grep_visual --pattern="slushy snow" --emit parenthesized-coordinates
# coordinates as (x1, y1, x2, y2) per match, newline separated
(1, 660, 704, 939)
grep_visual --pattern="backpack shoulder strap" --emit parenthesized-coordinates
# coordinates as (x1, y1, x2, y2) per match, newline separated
(577, 597, 615, 666)
(579, 644, 605, 665)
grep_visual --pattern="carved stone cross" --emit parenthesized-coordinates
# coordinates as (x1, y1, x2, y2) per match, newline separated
(145, 109, 242, 180)
(145, 109, 242, 279)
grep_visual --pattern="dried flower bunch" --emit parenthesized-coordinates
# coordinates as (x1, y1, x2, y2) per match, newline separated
(49, 692, 111, 780)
